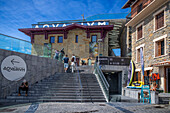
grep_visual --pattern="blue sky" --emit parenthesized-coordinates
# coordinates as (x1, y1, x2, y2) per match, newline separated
(0, 0, 129, 41)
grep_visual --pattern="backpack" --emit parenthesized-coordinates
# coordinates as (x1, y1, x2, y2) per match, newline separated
(71, 57, 74, 62)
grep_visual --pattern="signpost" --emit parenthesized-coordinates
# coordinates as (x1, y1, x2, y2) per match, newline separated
(1, 55, 27, 81)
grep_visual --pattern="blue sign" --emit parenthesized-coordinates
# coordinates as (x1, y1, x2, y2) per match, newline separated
(32, 21, 109, 28)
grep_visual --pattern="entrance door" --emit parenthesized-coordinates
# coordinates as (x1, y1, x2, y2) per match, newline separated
(106, 72, 122, 95)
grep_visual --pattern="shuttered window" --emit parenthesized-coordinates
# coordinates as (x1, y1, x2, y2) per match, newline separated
(156, 11, 164, 30)
(156, 39, 164, 57)
(137, 25, 142, 40)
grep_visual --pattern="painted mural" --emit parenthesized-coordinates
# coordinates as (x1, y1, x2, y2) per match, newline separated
(89, 42, 98, 58)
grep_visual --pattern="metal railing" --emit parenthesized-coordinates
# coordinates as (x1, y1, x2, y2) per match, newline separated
(126, 0, 154, 19)
(75, 63, 83, 102)
(94, 63, 109, 102)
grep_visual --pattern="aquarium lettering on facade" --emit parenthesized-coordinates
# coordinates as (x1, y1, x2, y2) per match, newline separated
(32, 21, 109, 28)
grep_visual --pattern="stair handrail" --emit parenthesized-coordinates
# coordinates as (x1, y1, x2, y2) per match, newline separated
(75, 63, 83, 102)
(94, 63, 109, 102)
(76, 63, 82, 90)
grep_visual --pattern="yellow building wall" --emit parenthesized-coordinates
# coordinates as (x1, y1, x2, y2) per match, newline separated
(33, 28, 109, 60)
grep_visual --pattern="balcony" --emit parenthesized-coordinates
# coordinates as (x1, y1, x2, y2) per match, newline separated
(126, 0, 153, 19)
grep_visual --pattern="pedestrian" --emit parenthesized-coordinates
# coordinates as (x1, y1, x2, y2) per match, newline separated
(71, 54, 76, 73)
(63, 54, 69, 72)
(55, 50, 59, 60)
(88, 57, 91, 66)
(18, 79, 29, 96)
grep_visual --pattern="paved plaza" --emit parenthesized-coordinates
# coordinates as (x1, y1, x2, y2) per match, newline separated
(0, 102, 169, 113)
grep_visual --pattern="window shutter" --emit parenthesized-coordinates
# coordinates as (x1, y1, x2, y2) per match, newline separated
(138, 71, 141, 81)
(156, 11, 164, 30)
(137, 26, 142, 39)
(134, 72, 136, 81)
(158, 41, 161, 56)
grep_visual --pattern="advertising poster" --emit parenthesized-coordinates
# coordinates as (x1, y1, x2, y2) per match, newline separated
(89, 42, 98, 58)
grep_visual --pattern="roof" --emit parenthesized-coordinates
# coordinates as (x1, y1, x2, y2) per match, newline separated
(19, 23, 114, 36)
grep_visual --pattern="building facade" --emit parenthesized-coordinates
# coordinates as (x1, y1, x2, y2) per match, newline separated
(122, 0, 170, 92)
(19, 16, 127, 63)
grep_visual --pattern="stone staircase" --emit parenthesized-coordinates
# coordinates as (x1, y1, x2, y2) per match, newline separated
(0, 72, 106, 104)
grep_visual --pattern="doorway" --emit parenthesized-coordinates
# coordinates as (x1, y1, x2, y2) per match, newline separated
(166, 68, 170, 93)
(104, 71, 122, 95)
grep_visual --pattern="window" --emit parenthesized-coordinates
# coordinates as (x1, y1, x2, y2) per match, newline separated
(153, 6, 166, 32)
(155, 11, 164, 30)
(58, 36, 63, 43)
(75, 35, 78, 43)
(137, 48, 141, 62)
(50, 36, 55, 43)
(153, 34, 167, 57)
(155, 39, 164, 57)
(136, 22, 144, 41)
(137, 3, 143, 13)
(137, 25, 143, 40)
(134, 72, 141, 81)
(91, 35, 97, 42)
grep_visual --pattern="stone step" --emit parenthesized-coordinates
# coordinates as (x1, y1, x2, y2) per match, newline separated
(12, 92, 104, 96)
(3, 72, 106, 103)
(7, 95, 105, 100)
(18, 90, 103, 94)
(30, 86, 100, 89)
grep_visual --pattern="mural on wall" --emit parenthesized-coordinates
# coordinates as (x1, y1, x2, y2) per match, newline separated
(89, 42, 98, 58)
(44, 43, 52, 57)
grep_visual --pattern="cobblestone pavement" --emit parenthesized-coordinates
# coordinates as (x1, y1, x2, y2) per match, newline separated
(0, 102, 169, 113)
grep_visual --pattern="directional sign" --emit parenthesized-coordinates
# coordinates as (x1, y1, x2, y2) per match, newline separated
(1, 55, 27, 81)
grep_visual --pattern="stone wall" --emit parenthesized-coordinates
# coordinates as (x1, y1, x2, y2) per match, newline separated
(0, 49, 64, 98)
(131, 3, 170, 71)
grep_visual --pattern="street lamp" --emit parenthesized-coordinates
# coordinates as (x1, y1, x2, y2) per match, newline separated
(98, 39, 103, 66)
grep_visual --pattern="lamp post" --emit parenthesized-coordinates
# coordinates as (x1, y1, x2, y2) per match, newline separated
(98, 39, 103, 66)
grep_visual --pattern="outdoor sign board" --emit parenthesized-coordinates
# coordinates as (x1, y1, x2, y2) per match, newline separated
(1, 55, 27, 81)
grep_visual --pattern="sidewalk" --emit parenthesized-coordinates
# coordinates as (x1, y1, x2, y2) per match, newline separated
(0, 102, 169, 113)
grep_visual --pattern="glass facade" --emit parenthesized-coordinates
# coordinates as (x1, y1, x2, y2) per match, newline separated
(0, 33, 32, 54)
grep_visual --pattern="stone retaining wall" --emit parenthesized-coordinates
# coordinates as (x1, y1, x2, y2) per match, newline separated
(123, 88, 159, 104)
(0, 49, 64, 98)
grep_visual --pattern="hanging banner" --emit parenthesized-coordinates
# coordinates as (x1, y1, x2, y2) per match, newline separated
(140, 47, 144, 81)
(127, 60, 135, 86)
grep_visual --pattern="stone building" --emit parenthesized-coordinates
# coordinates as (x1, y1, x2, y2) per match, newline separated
(122, 0, 170, 92)
(19, 15, 127, 64)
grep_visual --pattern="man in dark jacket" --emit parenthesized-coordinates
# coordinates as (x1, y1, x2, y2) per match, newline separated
(18, 79, 29, 96)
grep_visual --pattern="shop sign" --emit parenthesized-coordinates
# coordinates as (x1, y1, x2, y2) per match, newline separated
(1, 55, 27, 81)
